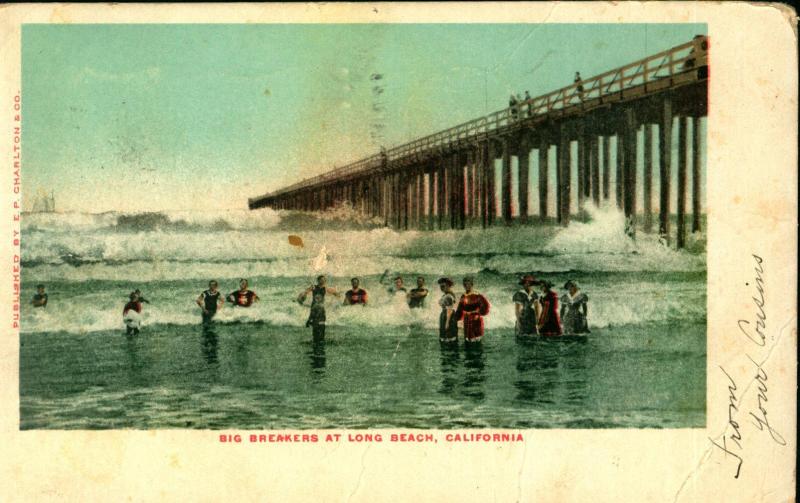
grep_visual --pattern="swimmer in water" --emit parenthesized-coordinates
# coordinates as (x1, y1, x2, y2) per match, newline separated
(343, 277, 368, 305)
(388, 276, 407, 296)
(132, 288, 150, 304)
(123, 292, 142, 335)
(298, 275, 340, 341)
(196, 280, 224, 324)
(513, 274, 541, 338)
(407, 276, 429, 309)
(437, 277, 458, 343)
(226, 279, 260, 308)
(31, 284, 48, 308)
(455, 277, 490, 343)
(537, 280, 563, 337)
(560, 280, 590, 334)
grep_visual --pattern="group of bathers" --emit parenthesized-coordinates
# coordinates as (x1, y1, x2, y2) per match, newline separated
(32, 273, 588, 340)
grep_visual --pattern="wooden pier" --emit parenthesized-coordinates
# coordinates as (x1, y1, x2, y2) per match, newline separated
(249, 36, 708, 248)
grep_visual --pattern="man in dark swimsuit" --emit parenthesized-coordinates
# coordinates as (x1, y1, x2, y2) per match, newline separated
(31, 284, 48, 308)
(343, 277, 368, 305)
(226, 279, 260, 307)
(513, 274, 541, 338)
(299, 275, 339, 341)
(408, 276, 429, 309)
(197, 280, 224, 324)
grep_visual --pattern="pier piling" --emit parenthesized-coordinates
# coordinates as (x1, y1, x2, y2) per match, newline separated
(247, 37, 707, 249)
(692, 116, 702, 233)
(659, 98, 673, 245)
(677, 115, 688, 249)
(538, 141, 549, 220)
(518, 142, 530, 224)
(643, 123, 654, 232)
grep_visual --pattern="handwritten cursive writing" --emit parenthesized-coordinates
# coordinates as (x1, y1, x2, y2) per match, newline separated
(713, 254, 787, 479)
(737, 254, 766, 346)
(709, 366, 744, 478)
(746, 354, 786, 446)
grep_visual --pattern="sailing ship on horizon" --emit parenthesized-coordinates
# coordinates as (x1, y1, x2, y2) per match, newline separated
(30, 188, 56, 213)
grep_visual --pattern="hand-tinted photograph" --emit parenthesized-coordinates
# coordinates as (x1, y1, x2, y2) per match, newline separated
(19, 24, 707, 429)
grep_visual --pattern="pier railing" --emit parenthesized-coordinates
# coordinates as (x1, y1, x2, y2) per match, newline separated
(257, 36, 707, 200)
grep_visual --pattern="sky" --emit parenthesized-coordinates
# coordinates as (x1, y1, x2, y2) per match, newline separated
(22, 23, 706, 213)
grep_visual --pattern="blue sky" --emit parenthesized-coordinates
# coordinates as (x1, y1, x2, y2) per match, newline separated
(22, 24, 705, 212)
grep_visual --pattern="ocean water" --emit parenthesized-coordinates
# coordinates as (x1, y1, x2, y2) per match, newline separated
(19, 204, 706, 429)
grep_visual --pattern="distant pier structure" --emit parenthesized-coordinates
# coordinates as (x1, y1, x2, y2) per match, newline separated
(249, 36, 708, 248)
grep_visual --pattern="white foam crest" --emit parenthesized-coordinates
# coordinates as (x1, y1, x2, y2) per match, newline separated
(22, 212, 118, 232)
(23, 228, 310, 264)
(313, 201, 385, 226)
(21, 206, 704, 276)
(22, 208, 284, 233)
(24, 250, 702, 283)
(25, 228, 703, 271)
(543, 204, 706, 270)
(545, 205, 632, 254)
(162, 208, 283, 230)
(21, 279, 704, 335)
(22, 256, 482, 283)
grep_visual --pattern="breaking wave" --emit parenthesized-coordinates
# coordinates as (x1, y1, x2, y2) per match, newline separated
(22, 205, 705, 280)
(20, 204, 706, 335)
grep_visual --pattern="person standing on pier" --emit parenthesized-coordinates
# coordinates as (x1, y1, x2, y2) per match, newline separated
(408, 276, 429, 309)
(343, 277, 368, 305)
(509, 94, 518, 120)
(298, 275, 340, 340)
(560, 280, 590, 335)
(455, 277, 490, 343)
(537, 280, 562, 337)
(437, 277, 458, 344)
(524, 90, 532, 117)
(574, 72, 584, 101)
(513, 274, 541, 338)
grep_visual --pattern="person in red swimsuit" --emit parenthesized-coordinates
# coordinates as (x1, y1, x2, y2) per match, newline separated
(123, 292, 143, 335)
(537, 280, 563, 337)
(226, 279, 260, 307)
(343, 277, 368, 305)
(455, 277, 490, 343)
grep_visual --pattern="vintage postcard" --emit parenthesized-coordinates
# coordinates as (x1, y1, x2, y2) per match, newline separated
(0, 3, 796, 502)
